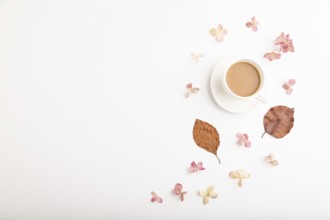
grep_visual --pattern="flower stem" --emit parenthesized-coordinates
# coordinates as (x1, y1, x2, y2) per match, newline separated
(261, 131, 266, 138)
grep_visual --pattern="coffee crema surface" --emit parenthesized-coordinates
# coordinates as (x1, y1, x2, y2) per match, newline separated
(226, 62, 260, 97)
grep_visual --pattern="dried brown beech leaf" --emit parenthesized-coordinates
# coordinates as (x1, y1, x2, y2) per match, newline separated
(193, 119, 221, 163)
(262, 105, 294, 139)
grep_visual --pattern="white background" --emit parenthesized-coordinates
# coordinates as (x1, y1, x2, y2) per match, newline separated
(1, 0, 330, 219)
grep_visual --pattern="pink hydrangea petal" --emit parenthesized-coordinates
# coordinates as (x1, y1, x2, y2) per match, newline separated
(188, 167, 196, 173)
(264, 54, 273, 61)
(186, 83, 192, 89)
(289, 79, 296, 85)
(236, 133, 243, 139)
(243, 133, 249, 140)
(283, 83, 290, 90)
(244, 141, 251, 148)
(246, 22, 253, 28)
(157, 197, 163, 203)
(222, 29, 228, 35)
(252, 26, 258, 32)
(286, 88, 293, 95)
(238, 140, 244, 145)
(196, 162, 205, 170)
(173, 183, 183, 195)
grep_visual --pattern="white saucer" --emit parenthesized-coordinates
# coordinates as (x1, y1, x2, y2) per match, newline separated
(210, 61, 267, 113)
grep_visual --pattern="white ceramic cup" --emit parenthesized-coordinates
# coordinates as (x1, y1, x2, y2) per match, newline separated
(221, 58, 267, 103)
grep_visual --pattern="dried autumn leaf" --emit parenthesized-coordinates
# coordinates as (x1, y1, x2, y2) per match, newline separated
(193, 119, 221, 163)
(262, 105, 295, 139)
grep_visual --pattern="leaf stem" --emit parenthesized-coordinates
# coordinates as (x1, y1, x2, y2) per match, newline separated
(216, 155, 221, 164)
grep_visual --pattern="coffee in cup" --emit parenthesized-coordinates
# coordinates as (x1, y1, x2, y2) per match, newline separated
(222, 58, 266, 103)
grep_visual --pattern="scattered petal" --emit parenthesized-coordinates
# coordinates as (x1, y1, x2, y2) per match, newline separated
(264, 32, 294, 61)
(275, 32, 295, 53)
(198, 185, 217, 205)
(173, 183, 187, 201)
(282, 79, 296, 95)
(246, 16, 259, 32)
(264, 52, 282, 61)
(229, 169, 250, 187)
(185, 83, 200, 98)
(236, 133, 251, 148)
(190, 53, 203, 63)
(209, 24, 228, 42)
(189, 161, 205, 173)
(151, 191, 163, 203)
(264, 153, 279, 166)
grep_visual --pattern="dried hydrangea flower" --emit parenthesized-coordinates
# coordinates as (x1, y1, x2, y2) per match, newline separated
(198, 185, 218, 205)
(209, 24, 228, 42)
(264, 52, 281, 61)
(229, 169, 250, 187)
(236, 133, 251, 148)
(264, 32, 294, 61)
(246, 16, 259, 32)
(173, 183, 187, 201)
(188, 161, 205, 173)
(185, 83, 200, 97)
(190, 53, 203, 63)
(264, 153, 279, 166)
(282, 79, 296, 95)
(151, 191, 163, 203)
(275, 32, 295, 53)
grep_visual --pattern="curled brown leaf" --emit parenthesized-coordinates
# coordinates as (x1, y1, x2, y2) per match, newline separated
(262, 105, 294, 139)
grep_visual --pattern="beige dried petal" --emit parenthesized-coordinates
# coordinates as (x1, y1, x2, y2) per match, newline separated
(270, 160, 279, 166)
(238, 178, 243, 187)
(229, 171, 240, 179)
(207, 185, 215, 192)
(208, 191, 218, 198)
(209, 28, 217, 37)
(198, 190, 207, 197)
(229, 169, 250, 187)
(236, 169, 250, 179)
(265, 153, 279, 166)
(203, 196, 209, 205)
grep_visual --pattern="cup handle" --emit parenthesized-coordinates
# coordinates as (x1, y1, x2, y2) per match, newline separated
(255, 95, 267, 103)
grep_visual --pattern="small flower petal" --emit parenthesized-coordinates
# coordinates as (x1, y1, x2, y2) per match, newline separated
(244, 140, 251, 148)
(203, 196, 209, 205)
(208, 191, 218, 199)
(236, 133, 243, 139)
(243, 133, 249, 140)
(198, 190, 207, 197)
(207, 185, 215, 192)
(229, 171, 240, 179)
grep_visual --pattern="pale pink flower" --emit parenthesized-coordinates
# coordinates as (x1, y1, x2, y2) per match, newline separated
(275, 32, 295, 53)
(264, 153, 279, 166)
(264, 32, 294, 61)
(185, 83, 200, 97)
(188, 161, 205, 173)
(151, 191, 163, 203)
(173, 183, 187, 201)
(209, 24, 228, 42)
(264, 52, 281, 61)
(246, 16, 259, 32)
(282, 79, 296, 95)
(236, 133, 251, 148)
